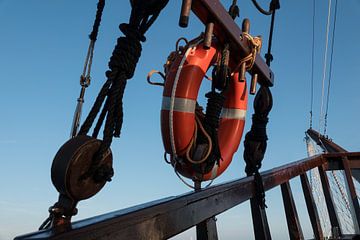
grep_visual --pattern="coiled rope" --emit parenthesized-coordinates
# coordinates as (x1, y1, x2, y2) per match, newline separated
(78, 0, 169, 182)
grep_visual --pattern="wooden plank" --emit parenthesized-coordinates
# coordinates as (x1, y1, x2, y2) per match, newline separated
(300, 174, 323, 240)
(250, 198, 272, 239)
(342, 157, 360, 231)
(281, 182, 304, 240)
(318, 165, 342, 236)
(15, 155, 326, 240)
(322, 152, 360, 170)
(306, 129, 347, 153)
(196, 217, 218, 240)
(191, 0, 274, 87)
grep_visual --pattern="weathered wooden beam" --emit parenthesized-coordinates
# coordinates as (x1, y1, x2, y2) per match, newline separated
(342, 157, 360, 232)
(15, 155, 326, 240)
(318, 165, 342, 236)
(196, 217, 218, 240)
(300, 174, 324, 240)
(191, 0, 274, 87)
(306, 129, 347, 153)
(281, 181, 304, 240)
(250, 198, 272, 239)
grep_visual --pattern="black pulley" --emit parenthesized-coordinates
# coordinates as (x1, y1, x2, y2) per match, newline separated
(51, 135, 113, 201)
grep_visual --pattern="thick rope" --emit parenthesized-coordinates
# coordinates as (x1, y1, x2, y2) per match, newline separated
(78, 1, 169, 182)
(89, 0, 105, 41)
(244, 86, 273, 209)
(71, 0, 106, 137)
(235, 33, 262, 71)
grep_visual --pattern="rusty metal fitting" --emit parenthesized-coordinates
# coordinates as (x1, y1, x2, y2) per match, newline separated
(239, 18, 250, 82)
(179, 0, 192, 27)
(80, 75, 91, 88)
(203, 22, 214, 49)
(250, 74, 258, 95)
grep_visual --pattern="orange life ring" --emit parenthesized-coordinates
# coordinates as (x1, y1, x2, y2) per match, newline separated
(161, 38, 248, 181)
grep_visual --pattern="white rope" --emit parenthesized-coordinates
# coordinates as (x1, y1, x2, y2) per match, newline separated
(319, 0, 332, 133)
(169, 39, 202, 157)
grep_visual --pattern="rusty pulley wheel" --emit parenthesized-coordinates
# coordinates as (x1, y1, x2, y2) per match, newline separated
(51, 135, 113, 201)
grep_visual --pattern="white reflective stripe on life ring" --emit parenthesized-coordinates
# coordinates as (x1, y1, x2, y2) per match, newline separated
(162, 96, 196, 113)
(220, 108, 246, 120)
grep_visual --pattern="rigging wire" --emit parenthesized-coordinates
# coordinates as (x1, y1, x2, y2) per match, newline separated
(309, 0, 316, 129)
(324, 0, 339, 135)
(319, 0, 332, 134)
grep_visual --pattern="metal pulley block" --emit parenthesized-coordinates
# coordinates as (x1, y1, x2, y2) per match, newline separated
(51, 135, 113, 201)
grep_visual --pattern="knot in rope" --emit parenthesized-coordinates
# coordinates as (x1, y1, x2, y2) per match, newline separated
(107, 24, 143, 80)
(237, 33, 262, 71)
(243, 86, 272, 209)
(77, 1, 168, 183)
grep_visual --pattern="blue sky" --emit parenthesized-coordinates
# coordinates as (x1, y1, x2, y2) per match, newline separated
(0, 1, 360, 239)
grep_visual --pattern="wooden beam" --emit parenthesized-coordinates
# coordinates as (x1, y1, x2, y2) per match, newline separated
(300, 174, 323, 240)
(250, 198, 271, 239)
(196, 217, 218, 240)
(15, 155, 326, 240)
(342, 157, 360, 231)
(191, 0, 274, 87)
(306, 129, 347, 153)
(281, 182, 304, 240)
(318, 165, 342, 236)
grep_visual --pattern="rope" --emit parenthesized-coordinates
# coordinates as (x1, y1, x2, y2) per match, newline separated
(169, 39, 202, 158)
(309, 0, 315, 129)
(235, 33, 262, 71)
(319, 0, 332, 134)
(324, 0, 339, 135)
(331, 171, 351, 210)
(185, 114, 213, 165)
(250, 0, 273, 16)
(173, 161, 213, 189)
(78, 0, 169, 182)
(249, 1, 279, 67)
(70, 0, 106, 137)
(40, 0, 106, 230)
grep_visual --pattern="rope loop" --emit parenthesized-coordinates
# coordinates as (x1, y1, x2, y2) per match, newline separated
(236, 33, 262, 71)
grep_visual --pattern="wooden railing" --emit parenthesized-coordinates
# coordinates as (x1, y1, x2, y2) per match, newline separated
(15, 152, 360, 240)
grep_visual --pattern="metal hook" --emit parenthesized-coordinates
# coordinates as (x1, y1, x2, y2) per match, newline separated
(147, 70, 165, 86)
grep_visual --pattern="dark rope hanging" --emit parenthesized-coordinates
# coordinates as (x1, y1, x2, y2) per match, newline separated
(89, 0, 105, 41)
(39, 0, 106, 230)
(243, 86, 273, 208)
(251, 0, 273, 16)
(264, 0, 280, 66)
(78, 0, 169, 182)
(244, 0, 279, 209)
(70, 0, 106, 138)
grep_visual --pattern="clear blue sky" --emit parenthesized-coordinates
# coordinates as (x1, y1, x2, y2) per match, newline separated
(0, 1, 359, 239)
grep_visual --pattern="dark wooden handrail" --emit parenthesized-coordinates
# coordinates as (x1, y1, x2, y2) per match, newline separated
(15, 152, 360, 240)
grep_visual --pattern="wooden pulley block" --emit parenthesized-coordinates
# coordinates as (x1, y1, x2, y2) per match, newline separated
(51, 135, 113, 201)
